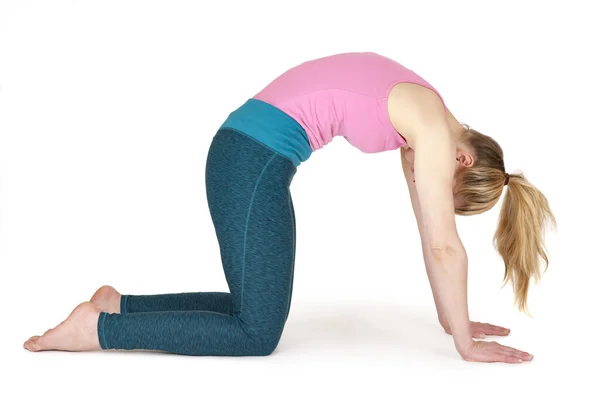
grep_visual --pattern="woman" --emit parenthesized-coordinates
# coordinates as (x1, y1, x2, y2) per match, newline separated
(24, 52, 555, 363)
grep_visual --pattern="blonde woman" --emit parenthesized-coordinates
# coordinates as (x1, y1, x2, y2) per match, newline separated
(24, 52, 555, 363)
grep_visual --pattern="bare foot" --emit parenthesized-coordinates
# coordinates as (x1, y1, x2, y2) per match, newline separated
(24, 302, 102, 352)
(90, 285, 121, 313)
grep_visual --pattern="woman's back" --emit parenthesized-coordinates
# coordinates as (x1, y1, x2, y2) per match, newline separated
(254, 52, 445, 153)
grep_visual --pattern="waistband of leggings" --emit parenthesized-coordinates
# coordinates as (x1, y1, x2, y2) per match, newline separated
(218, 98, 312, 167)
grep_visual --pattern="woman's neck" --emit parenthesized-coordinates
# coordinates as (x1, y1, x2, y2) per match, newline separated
(446, 110, 469, 142)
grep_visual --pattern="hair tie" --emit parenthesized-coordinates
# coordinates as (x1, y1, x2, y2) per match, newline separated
(504, 173, 510, 186)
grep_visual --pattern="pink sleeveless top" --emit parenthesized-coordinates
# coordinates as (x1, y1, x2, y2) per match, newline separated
(254, 52, 446, 153)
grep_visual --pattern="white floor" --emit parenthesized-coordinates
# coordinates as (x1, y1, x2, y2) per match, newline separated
(2, 0, 599, 398)
(4, 295, 595, 399)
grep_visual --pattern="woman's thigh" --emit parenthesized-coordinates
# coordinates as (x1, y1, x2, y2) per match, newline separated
(205, 128, 297, 339)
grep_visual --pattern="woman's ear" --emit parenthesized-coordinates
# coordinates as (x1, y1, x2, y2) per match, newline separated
(456, 151, 474, 168)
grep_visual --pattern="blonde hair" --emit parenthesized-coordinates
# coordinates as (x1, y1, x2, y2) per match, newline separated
(454, 126, 556, 314)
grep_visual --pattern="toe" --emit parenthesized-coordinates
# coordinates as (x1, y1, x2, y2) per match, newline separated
(31, 337, 43, 351)
(24, 336, 42, 352)
(34, 336, 50, 351)
(24, 335, 40, 350)
(35, 325, 65, 351)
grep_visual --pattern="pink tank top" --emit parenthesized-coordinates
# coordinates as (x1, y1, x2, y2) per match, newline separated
(254, 52, 446, 153)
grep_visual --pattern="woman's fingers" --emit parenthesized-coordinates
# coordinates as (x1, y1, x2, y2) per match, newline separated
(501, 355, 524, 364)
(499, 344, 533, 360)
(484, 323, 510, 335)
(473, 322, 510, 336)
(464, 340, 533, 364)
(489, 342, 533, 362)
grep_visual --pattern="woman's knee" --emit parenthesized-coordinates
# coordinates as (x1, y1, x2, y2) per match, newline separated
(252, 339, 279, 356)
(237, 316, 284, 356)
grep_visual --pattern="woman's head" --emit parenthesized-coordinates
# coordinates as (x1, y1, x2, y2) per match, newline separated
(453, 126, 505, 214)
(455, 125, 556, 315)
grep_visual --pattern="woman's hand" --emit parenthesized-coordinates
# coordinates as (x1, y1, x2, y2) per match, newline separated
(442, 320, 511, 338)
(460, 340, 533, 363)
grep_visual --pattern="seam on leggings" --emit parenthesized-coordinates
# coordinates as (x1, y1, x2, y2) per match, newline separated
(235, 315, 256, 341)
(285, 188, 296, 321)
(290, 191, 296, 273)
(287, 191, 295, 316)
(241, 152, 278, 315)
(291, 192, 296, 299)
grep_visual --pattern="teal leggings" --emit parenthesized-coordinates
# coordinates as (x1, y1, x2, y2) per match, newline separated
(97, 128, 304, 355)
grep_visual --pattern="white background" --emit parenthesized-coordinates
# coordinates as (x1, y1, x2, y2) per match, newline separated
(1, 0, 598, 398)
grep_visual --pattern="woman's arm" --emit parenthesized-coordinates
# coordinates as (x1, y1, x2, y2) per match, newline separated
(390, 84, 533, 363)
(400, 147, 450, 332)
(390, 86, 532, 363)
(390, 87, 472, 356)
(411, 136, 473, 355)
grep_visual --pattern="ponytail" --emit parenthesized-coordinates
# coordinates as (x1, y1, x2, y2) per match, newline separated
(493, 172, 556, 315)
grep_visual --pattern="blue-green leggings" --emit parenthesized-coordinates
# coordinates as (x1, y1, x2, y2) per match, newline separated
(97, 99, 313, 355)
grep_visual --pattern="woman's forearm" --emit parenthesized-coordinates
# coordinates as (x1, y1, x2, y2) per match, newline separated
(420, 241, 450, 330)
(423, 243, 473, 354)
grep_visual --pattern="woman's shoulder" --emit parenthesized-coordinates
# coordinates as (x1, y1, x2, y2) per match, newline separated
(387, 82, 459, 146)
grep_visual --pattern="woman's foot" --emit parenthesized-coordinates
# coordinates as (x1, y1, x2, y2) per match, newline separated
(90, 285, 121, 314)
(23, 302, 102, 352)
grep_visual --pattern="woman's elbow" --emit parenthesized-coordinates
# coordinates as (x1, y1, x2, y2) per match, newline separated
(429, 242, 467, 265)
